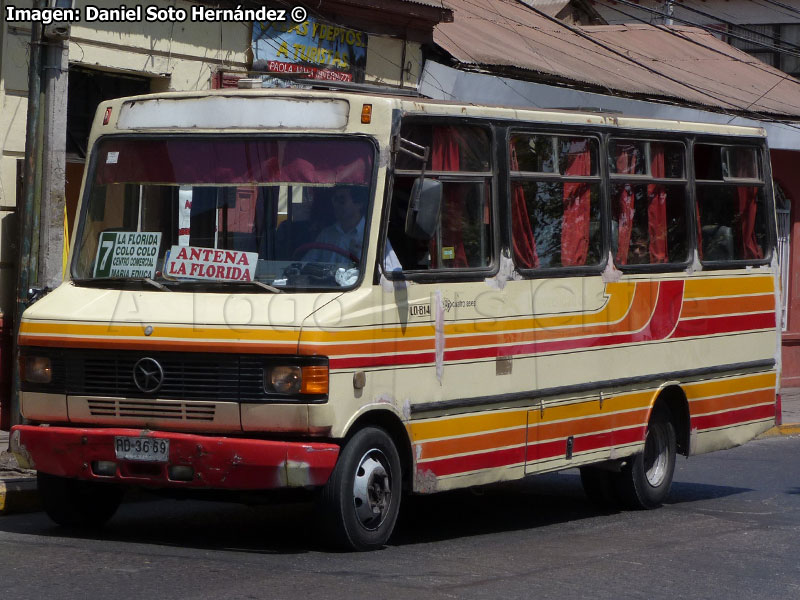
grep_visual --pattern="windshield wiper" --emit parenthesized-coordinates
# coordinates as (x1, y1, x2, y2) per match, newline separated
(72, 277, 173, 291)
(143, 278, 170, 291)
(222, 279, 283, 293)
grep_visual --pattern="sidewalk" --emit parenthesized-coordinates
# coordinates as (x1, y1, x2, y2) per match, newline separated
(2, 389, 799, 515)
(0, 429, 38, 515)
(772, 386, 800, 434)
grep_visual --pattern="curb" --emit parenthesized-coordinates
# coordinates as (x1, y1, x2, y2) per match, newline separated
(757, 423, 800, 438)
(0, 477, 40, 515)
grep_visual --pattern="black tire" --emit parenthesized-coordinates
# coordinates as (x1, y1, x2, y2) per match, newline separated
(318, 426, 402, 551)
(579, 466, 618, 511)
(614, 404, 677, 509)
(37, 472, 124, 529)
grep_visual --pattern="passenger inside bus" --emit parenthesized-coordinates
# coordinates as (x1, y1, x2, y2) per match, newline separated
(303, 186, 366, 263)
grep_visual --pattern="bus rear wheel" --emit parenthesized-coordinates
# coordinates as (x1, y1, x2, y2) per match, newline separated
(318, 426, 402, 551)
(614, 404, 677, 509)
(37, 472, 124, 528)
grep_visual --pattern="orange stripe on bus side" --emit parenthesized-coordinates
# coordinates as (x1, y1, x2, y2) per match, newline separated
(680, 294, 774, 319)
(690, 388, 775, 415)
(533, 407, 650, 443)
(417, 427, 527, 461)
(306, 281, 656, 357)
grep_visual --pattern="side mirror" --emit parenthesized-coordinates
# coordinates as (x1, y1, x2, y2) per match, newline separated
(404, 178, 442, 241)
(27, 286, 47, 303)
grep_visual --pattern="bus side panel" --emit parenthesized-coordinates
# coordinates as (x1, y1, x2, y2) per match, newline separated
(685, 371, 777, 455)
(305, 268, 777, 494)
(406, 270, 776, 492)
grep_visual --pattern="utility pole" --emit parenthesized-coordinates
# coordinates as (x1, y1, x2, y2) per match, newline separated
(664, 0, 675, 26)
(39, 27, 69, 289)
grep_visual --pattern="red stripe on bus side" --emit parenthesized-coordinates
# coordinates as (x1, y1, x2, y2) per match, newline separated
(692, 403, 775, 431)
(418, 446, 526, 478)
(672, 312, 776, 339)
(530, 425, 646, 463)
(421, 425, 648, 478)
(333, 281, 685, 369)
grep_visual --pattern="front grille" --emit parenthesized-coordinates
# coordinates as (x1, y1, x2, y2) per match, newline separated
(87, 398, 216, 420)
(21, 348, 327, 403)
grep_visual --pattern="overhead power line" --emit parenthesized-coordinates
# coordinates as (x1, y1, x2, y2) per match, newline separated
(672, 1, 800, 55)
(602, 0, 800, 60)
(592, 0, 800, 129)
(755, 0, 800, 18)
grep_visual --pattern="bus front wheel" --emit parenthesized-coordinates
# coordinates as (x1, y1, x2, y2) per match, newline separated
(615, 404, 677, 509)
(37, 472, 124, 528)
(318, 426, 402, 551)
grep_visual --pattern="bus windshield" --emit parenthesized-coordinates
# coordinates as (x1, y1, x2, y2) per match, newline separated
(72, 136, 375, 290)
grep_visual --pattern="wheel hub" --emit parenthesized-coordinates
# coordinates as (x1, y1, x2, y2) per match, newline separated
(644, 422, 668, 487)
(353, 450, 392, 530)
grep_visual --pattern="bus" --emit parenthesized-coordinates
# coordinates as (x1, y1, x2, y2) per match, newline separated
(10, 86, 780, 550)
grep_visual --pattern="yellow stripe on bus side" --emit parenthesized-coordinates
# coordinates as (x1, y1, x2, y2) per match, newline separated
(409, 409, 528, 442)
(683, 372, 776, 400)
(683, 276, 774, 300)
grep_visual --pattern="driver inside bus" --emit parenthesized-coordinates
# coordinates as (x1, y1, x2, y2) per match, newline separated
(304, 186, 402, 271)
(303, 186, 365, 264)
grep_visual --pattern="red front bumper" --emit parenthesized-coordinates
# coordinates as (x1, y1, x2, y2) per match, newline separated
(10, 425, 339, 490)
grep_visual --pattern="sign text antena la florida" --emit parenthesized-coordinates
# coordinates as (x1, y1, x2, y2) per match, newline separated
(4, 5, 289, 24)
(165, 246, 257, 281)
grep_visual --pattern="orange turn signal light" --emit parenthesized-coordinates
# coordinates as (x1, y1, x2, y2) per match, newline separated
(301, 365, 329, 395)
(361, 104, 372, 124)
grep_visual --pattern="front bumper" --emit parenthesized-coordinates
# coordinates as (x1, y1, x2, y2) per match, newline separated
(10, 425, 339, 490)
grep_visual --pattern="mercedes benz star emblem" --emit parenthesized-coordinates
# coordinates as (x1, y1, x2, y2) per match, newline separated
(133, 357, 164, 393)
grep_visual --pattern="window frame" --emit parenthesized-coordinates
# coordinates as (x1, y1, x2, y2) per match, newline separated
(72, 132, 381, 292)
(506, 128, 607, 277)
(692, 137, 775, 269)
(607, 135, 693, 272)
(378, 115, 500, 282)
(377, 115, 776, 284)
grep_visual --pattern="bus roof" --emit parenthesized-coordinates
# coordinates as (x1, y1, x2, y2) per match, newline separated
(95, 87, 768, 140)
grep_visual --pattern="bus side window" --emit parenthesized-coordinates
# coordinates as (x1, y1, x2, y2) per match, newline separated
(609, 139, 689, 266)
(695, 143, 768, 263)
(388, 123, 493, 273)
(510, 134, 602, 269)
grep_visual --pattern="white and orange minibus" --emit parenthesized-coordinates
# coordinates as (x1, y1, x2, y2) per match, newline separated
(11, 86, 780, 550)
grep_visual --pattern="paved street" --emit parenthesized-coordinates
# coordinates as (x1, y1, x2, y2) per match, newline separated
(0, 434, 798, 600)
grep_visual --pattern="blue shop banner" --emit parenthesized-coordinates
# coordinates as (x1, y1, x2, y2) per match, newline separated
(252, 18, 367, 82)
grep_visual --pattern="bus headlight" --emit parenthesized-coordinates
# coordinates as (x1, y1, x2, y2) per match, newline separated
(23, 356, 52, 384)
(264, 364, 329, 396)
(267, 366, 302, 394)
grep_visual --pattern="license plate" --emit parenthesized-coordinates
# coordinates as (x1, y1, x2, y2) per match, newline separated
(114, 436, 169, 462)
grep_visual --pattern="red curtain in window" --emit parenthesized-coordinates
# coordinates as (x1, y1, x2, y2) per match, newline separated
(738, 186, 762, 259)
(647, 145, 668, 263)
(432, 127, 468, 268)
(510, 143, 538, 268)
(734, 153, 763, 259)
(614, 146, 636, 265)
(561, 140, 591, 266)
